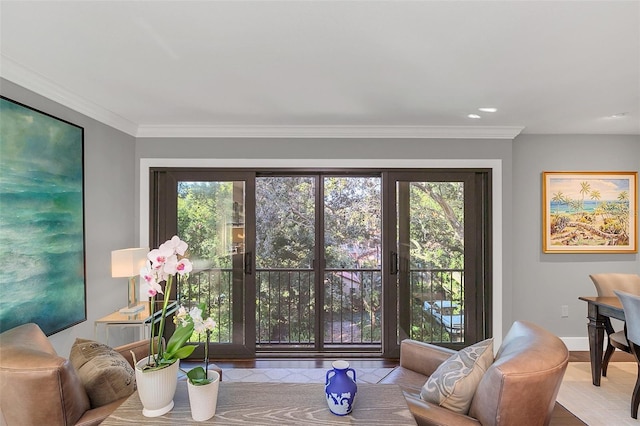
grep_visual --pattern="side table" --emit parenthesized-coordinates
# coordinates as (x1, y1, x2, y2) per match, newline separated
(94, 300, 178, 345)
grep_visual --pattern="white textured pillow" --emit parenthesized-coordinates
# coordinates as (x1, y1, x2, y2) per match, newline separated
(420, 338, 494, 414)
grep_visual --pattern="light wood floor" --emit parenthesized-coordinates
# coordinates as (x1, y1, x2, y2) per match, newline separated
(200, 351, 636, 426)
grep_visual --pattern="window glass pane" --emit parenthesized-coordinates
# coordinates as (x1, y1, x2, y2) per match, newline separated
(324, 177, 382, 344)
(324, 177, 382, 269)
(255, 177, 316, 268)
(401, 181, 465, 344)
(255, 176, 316, 346)
(177, 180, 246, 344)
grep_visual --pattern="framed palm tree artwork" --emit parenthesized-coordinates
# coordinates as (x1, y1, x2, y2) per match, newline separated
(0, 96, 86, 335)
(542, 171, 637, 253)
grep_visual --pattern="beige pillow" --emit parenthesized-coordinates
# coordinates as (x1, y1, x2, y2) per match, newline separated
(69, 338, 135, 408)
(420, 338, 494, 414)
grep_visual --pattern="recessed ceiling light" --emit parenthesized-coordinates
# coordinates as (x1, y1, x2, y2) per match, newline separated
(467, 114, 481, 119)
(478, 107, 497, 113)
(606, 112, 628, 119)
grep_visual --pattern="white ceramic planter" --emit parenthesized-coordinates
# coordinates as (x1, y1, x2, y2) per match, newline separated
(135, 358, 180, 417)
(187, 370, 220, 421)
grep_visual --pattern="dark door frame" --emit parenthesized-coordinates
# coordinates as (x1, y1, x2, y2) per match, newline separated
(148, 166, 492, 358)
(151, 169, 256, 358)
(384, 170, 492, 357)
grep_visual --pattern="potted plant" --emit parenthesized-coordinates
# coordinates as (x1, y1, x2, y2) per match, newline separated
(133, 235, 196, 417)
(180, 303, 219, 421)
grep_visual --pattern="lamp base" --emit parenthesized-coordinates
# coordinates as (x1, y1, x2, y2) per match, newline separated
(119, 304, 145, 314)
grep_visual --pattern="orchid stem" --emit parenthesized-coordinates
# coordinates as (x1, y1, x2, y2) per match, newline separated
(205, 330, 210, 374)
(148, 295, 156, 365)
(156, 275, 173, 362)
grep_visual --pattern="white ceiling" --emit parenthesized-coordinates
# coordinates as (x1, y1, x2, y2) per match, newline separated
(1, 1, 638, 138)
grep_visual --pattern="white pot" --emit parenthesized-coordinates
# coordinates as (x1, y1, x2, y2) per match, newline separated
(187, 370, 220, 422)
(135, 358, 180, 417)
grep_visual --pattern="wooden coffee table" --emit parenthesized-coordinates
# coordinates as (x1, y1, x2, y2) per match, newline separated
(102, 381, 417, 425)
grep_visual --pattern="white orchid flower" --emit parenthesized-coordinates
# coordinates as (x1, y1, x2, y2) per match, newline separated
(160, 235, 188, 256)
(189, 306, 203, 321)
(203, 317, 216, 331)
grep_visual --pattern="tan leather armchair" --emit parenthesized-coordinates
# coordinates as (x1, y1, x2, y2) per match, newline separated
(0, 323, 152, 426)
(379, 321, 569, 426)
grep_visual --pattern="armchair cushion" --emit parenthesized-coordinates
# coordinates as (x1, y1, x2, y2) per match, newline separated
(69, 338, 136, 408)
(420, 338, 494, 414)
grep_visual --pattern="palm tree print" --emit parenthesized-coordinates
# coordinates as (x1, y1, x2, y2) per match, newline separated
(546, 175, 635, 249)
(579, 181, 591, 214)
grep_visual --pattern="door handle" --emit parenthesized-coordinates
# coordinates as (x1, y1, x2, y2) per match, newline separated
(390, 251, 399, 275)
(244, 251, 253, 275)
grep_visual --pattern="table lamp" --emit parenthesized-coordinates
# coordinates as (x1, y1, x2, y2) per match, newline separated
(111, 247, 148, 314)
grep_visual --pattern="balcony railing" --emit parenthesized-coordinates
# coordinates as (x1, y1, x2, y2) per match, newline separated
(409, 268, 465, 343)
(178, 267, 464, 348)
(255, 268, 384, 348)
(256, 268, 315, 346)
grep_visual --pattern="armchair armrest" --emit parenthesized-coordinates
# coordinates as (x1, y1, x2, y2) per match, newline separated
(399, 339, 456, 377)
(74, 398, 126, 426)
(114, 339, 155, 368)
(404, 394, 481, 426)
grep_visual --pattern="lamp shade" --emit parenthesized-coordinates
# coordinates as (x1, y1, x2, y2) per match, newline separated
(111, 248, 148, 278)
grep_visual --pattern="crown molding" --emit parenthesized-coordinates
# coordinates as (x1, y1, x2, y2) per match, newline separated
(1, 54, 139, 136)
(135, 124, 524, 139)
(2, 55, 523, 140)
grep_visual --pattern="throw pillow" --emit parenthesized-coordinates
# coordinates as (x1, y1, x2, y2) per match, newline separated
(420, 338, 494, 414)
(69, 338, 136, 408)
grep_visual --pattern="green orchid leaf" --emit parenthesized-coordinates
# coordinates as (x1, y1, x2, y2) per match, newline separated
(165, 323, 194, 355)
(173, 344, 197, 359)
(162, 344, 196, 363)
(186, 366, 214, 386)
(153, 358, 178, 369)
(187, 366, 206, 381)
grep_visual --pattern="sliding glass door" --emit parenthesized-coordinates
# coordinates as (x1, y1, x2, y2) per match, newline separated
(387, 171, 490, 351)
(255, 174, 382, 353)
(152, 170, 255, 357)
(150, 168, 491, 358)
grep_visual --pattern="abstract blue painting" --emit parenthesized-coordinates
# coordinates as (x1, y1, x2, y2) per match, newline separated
(0, 96, 86, 335)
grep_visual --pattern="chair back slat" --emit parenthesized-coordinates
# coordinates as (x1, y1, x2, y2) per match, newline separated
(590, 273, 640, 297)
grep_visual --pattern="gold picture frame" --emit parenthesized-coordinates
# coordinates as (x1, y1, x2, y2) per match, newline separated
(542, 171, 637, 253)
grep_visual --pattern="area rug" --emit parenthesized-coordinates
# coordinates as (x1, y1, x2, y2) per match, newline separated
(556, 362, 638, 425)
(223, 367, 394, 384)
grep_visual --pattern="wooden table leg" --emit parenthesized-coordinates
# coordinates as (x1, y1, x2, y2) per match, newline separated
(586, 302, 605, 386)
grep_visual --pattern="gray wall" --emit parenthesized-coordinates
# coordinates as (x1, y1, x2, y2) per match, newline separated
(1, 80, 138, 354)
(512, 135, 640, 347)
(3, 78, 639, 354)
(136, 135, 639, 349)
(136, 138, 515, 341)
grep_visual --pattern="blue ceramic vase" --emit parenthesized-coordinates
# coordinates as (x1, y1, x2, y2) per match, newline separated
(325, 360, 357, 415)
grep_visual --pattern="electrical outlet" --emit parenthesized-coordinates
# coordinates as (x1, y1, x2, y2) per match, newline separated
(561, 305, 569, 318)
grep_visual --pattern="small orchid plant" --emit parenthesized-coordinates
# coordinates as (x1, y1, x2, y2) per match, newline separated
(177, 303, 217, 386)
(138, 235, 196, 371)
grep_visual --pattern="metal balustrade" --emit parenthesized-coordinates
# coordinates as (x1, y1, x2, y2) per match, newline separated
(178, 267, 464, 348)
(409, 269, 465, 343)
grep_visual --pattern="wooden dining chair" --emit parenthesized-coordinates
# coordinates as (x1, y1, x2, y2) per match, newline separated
(613, 290, 640, 419)
(589, 273, 640, 376)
